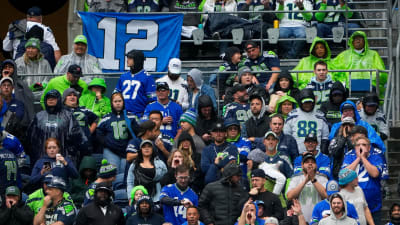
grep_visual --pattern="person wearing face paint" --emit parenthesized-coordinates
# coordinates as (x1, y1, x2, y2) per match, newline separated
(75, 182, 125, 225)
(54, 35, 102, 83)
(305, 61, 335, 110)
(333, 31, 387, 98)
(358, 92, 389, 141)
(114, 50, 156, 117)
(342, 136, 385, 225)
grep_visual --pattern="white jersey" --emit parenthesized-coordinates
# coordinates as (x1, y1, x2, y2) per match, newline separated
(283, 108, 330, 154)
(275, 0, 313, 27)
(286, 173, 328, 222)
(3, 21, 60, 58)
(156, 75, 189, 110)
(358, 108, 389, 139)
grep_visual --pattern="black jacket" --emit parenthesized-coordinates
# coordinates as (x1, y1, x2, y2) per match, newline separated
(320, 81, 348, 126)
(75, 201, 125, 225)
(0, 200, 34, 225)
(328, 135, 353, 180)
(195, 95, 218, 145)
(199, 165, 248, 225)
(250, 191, 284, 220)
(245, 96, 270, 138)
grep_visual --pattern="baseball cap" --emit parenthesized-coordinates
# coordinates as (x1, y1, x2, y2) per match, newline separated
(74, 35, 88, 45)
(0, 77, 13, 86)
(212, 121, 226, 132)
(251, 169, 266, 178)
(156, 82, 169, 91)
(326, 180, 339, 196)
(304, 132, 318, 143)
(342, 103, 354, 110)
(5, 186, 20, 196)
(342, 117, 355, 125)
(302, 152, 316, 164)
(338, 168, 357, 185)
(301, 98, 314, 104)
(264, 131, 279, 140)
(95, 182, 114, 196)
(140, 140, 154, 149)
(254, 200, 265, 208)
(168, 58, 181, 74)
(27, 6, 42, 16)
(68, 64, 83, 77)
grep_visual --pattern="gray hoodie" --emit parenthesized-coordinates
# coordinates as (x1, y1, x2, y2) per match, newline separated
(319, 193, 358, 225)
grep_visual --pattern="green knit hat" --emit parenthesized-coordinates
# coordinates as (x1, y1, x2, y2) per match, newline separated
(130, 185, 149, 204)
(179, 109, 197, 127)
(25, 37, 40, 49)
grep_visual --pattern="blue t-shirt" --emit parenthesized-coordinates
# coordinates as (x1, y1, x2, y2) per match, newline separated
(293, 151, 331, 179)
(342, 149, 384, 212)
(160, 184, 199, 225)
(114, 69, 156, 117)
(143, 100, 183, 138)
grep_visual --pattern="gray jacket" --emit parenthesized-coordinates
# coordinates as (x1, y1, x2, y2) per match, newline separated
(319, 193, 358, 225)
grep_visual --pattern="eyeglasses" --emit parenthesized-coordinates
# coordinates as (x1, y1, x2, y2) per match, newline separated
(177, 176, 190, 180)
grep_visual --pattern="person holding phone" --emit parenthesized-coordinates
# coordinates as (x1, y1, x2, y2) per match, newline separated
(342, 136, 385, 225)
(30, 137, 79, 190)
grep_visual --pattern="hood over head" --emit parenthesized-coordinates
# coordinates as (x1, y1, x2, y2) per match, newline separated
(188, 68, 203, 88)
(329, 192, 348, 220)
(78, 156, 97, 178)
(222, 163, 241, 180)
(310, 37, 331, 60)
(1, 59, 18, 79)
(275, 95, 298, 114)
(136, 195, 154, 215)
(329, 81, 348, 103)
(298, 88, 315, 111)
(197, 95, 216, 119)
(177, 130, 196, 151)
(348, 31, 369, 53)
(126, 50, 145, 74)
(44, 89, 63, 113)
(223, 46, 241, 64)
(273, 72, 295, 93)
(88, 78, 107, 93)
(249, 94, 267, 120)
(339, 100, 361, 122)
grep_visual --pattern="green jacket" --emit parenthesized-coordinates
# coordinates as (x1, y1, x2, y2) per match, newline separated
(332, 31, 387, 98)
(270, 95, 298, 120)
(40, 75, 88, 108)
(26, 188, 73, 215)
(79, 78, 111, 118)
(292, 37, 338, 89)
(70, 156, 97, 207)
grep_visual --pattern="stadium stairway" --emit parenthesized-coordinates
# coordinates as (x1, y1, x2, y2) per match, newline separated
(382, 127, 400, 224)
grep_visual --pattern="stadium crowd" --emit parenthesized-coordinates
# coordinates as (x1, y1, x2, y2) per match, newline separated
(0, 3, 396, 225)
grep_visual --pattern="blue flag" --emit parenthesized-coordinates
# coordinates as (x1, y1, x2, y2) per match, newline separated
(79, 12, 183, 72)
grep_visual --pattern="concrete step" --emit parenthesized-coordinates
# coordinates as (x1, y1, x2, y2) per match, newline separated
(388, 139, 400, 152)
(388, 151, 400, 165)
(390, 127, 400, 139)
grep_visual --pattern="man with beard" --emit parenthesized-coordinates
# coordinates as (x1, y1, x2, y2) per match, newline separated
(248, 169, 284, 220)
(223, 84, 250, 132)
(245, 94, 270, 143)
(76, 182, 125, 225)
(200, 120, 238, 174)
(126, 195, 165, 225)
(387, 203, 400, 225)
(160, 165, 198, 225)
(156, 58, 189, 110)
(286, 153, 328, 222)
(319, 193, 358, 225)
(114, 50, 156, 117)
(359, 92, 389, 141)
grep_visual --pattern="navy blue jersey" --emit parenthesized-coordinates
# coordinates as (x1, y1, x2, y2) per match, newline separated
(45, 199, 77, 225)
(0, 148, 19, 194)
(201, 142, 238, 173)
(240, 51, 280, 84)
(265, 151, 293, 178)
(160, 184, 199, 225)
(114, 69, 156, 117)
(70, 106, 98, 139)
(128, 0, 160, 12)
(143, 100, 183, 138)
(223, 102, 251, 127)
(97, 111, 138, 157)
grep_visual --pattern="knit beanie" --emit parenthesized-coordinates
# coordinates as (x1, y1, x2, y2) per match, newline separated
(338, 168, 357, 185)
(179, 109, 197, 127)
(130, 185, 149, 204)
(25, 37, 41, 49)
(99, 159, 117, 179)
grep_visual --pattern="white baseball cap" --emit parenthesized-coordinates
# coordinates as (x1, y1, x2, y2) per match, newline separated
(168, 58, 181, 74)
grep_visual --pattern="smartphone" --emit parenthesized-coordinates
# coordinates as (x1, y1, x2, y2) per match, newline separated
(44, 161, 52, 169)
